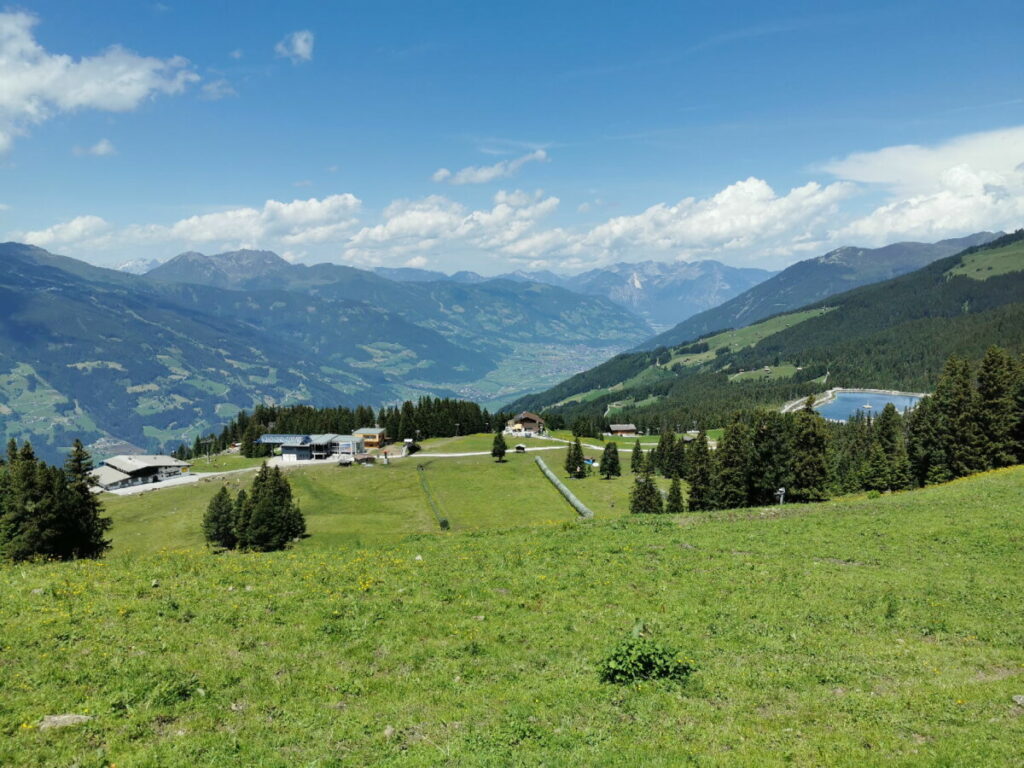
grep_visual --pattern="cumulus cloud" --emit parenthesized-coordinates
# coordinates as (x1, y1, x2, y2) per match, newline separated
(576, 177, 853, 261)
(0, 11, 198, 152)
(404, 255, 429, 268)
(275, 30, 314, 63)
(19, 215, 111, 246)
(824, 126, 1024, 244)
(342, 189, 560, 265)
(433, 149, 548, 185)
(73, 138, 116, 156)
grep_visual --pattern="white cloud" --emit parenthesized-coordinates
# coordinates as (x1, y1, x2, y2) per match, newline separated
(200, 78, 236, 100)
(275, 30, 314, 63)
(343, 189, 560, 265)
(404, 255, 429, 268)
(229, 49, 243, 60)
(19, 214, 111, 246)
(434, 149, 548, 185)
(824, 126, 1024, 244)
(576, 177, 853, 262)
(73, 138, 116, 156)
(0, 11, 198, 152)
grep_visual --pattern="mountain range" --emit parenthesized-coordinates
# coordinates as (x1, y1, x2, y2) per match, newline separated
(0, 244, 651, 461)
(373, 260, 775, 330)
(640, 232, 1001, 349)
(506, 231, 1024, 427)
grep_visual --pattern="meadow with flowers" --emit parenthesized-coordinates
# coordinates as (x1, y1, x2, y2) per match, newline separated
(1, 455, 1023, 766)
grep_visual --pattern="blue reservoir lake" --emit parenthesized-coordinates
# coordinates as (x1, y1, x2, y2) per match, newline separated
(815, 390, 923, 422)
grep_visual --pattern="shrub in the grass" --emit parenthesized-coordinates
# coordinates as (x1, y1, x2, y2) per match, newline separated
(599, 635, 694, 684)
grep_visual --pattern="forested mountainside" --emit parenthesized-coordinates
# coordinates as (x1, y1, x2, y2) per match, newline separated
(640, 231, 1000, 350)
(0, 244, 650, 462)
(505, 231, 1024, 430)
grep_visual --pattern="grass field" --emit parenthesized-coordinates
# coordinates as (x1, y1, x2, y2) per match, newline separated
(729, 363, 799, 382)
(947, 239, 1024, 281)
(101, 449, 656, 557)
(3, 466, 1022, 766)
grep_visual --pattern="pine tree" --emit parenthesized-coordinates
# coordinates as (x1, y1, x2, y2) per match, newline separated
(203, 486, 237, 549)
(665, 474, 686, 514)
(907, 396, 945, 486)
(712, 420, 751, 510)
(666, 437, 687, 482)
(790, 409, 829, 502)
(685, 430, 714, 511)
(976, 346, 1018, 468)
(565, 438, 588, 479)
(491, 432, 507, 462)
(232, 489, 251, 548)
(0, 440, 111, 562)
(600, 442, 621, 479)
(931, 357, 985, 479)
(748, 411, 792, 506)
(873, 403, 911, 491)
(653, 430, 676, 476)
(629, 467, 663, 514)
(630, 440, 645, 474)
(862, 441, 891, 492)
(61, 440, 112, 558)
(238, 465, 305, 551)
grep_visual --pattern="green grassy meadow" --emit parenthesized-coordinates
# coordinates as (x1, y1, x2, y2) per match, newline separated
(3, 462, 1023, 766)
(947, 238, 1024, 280)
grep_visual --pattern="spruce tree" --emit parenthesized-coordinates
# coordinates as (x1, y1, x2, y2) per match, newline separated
(630, 440, 645, 474)
(873, 403, 911, 491)
(629, 466, 663, 514)
(931, 357, 985, 479)
(685, 430, 714, 511)
(600, 441, 621, 479)
(565, 438, 588, 479)
(232, 489, 252, 548)
(862, 441, 891, 492)
(976, 346, 1018, 468)
(238, 465, 305, 551)
(653, 430, 676, 476)
(907, 396, 944, 486)
(61, 440, 112, 558)
(712, 420, 752, 510)
(491, 432, 507, 463)
(665, 474, 686, 514)
(203, 486, 237, 549)
(790, 409, 829, 502)
(748, 411, 792, 506)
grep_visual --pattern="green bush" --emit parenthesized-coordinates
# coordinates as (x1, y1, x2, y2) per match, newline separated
(598, 634, 694, 684)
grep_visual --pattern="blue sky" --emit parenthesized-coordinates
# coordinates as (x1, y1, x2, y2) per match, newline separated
(2, 0, 1022, 272)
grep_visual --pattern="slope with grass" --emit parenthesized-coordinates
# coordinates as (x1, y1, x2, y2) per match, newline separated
(2, 465, 1023, 766)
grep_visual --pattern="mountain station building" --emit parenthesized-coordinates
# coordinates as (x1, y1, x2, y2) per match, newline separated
(256, 433, 366, 462)
(91, 454, 191, 491)
(608, 423, 638, 437)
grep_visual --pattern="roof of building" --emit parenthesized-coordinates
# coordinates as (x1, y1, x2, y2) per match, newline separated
(354, 427, 386, 435)
(103, 455, 190, 474)
(516, 411, 544, 422)
(90, 465, 132, 487)
(609, 424, 637, 431)
(256, 434, 310, 445)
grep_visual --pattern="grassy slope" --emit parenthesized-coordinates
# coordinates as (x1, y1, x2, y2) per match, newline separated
(946, 238, 1024, 280)
(3, 468, 1023, 766)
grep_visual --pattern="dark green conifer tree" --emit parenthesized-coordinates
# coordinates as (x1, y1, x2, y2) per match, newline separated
(684, 430, 714, 511)
(238, 465, 305, 551)
(873, 403, 911, 491)
(712, 419, 752, 510)
(665, 474, 686, 515)
(931, 357, 985, 479)
(630, 439, 645, 474)
(491, 432, 507, 463)
(600, 441, 621, 479)
(629, 465, 663, 514)
(203, 486, 237, 549)
(790, 408, 829, 502)
(564, 438, 588, 479)
(748, 411, 792, 506)
(653, 430, 676, 476)
(976, 346, 1018, 468)
(61, 440, 112, 558)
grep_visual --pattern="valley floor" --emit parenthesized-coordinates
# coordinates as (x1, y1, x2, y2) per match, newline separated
(2, 462, 1023, 766)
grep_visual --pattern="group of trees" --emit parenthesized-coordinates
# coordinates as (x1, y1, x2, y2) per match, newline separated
(203, 464, 305, 552)
(626, 347, 1024, 514)
(0, 440, 111, 562)
(173, 397, 499, 460)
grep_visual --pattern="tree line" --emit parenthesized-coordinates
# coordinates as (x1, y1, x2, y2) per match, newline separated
(0, 440, 111, 562)
(619, 347, 1024, 513)
(173, 397, 501, 460)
